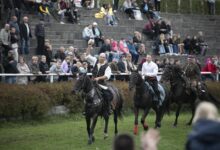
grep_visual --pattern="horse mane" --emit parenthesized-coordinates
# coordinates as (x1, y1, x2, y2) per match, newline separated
(131, 72, 143, 85)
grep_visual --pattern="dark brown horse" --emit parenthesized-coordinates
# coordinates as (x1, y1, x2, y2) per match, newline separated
(72, 74, 123, 144)
(161, 65, 198, 127)
(129, 72, 168, 135)
(161, 65, 220, 127)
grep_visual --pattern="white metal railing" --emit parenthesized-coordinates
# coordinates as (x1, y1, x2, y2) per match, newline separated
(0, 72, 219, 83)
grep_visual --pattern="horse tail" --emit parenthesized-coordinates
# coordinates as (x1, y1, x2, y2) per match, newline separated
(165, 94, 171, 115)
(117, 92, 123, 119)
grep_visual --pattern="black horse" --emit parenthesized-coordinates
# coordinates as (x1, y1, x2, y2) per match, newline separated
(72, 74, 123, 144)
(161, 65, 198, 127)
(129, 72, 168, 134)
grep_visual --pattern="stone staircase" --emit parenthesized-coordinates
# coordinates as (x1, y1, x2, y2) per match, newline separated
(28, 8, 220, 58)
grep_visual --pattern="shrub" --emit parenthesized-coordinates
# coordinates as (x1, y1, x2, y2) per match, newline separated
(0, 84, 51, 120)
(0, 81, 219, 120)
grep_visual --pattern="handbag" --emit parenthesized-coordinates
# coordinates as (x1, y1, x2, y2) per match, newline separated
(11, 43, 18, 49)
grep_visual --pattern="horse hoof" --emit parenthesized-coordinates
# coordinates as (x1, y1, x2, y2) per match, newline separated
(186, 123, 191, 126)
(104, 133, 108, 139)
(88, 140, 92, 145)
(155, 125, 161, 129)
(92, 136, 95, 142)
(143, 124, 149, 131)
(133, 125, 138, 135)
(173, 124, 177, 128)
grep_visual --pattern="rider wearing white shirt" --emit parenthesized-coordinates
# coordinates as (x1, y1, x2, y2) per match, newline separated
(142, 54, 160, 105)
(92, 53, 112, 114)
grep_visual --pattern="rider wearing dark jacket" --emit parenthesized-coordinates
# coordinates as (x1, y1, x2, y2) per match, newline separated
(92, 53, 113, 115)
(183, 56, 201, 92)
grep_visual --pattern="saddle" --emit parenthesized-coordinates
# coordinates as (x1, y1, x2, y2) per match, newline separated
(144, 82, 165, 106)
(93, 83, 117, 110)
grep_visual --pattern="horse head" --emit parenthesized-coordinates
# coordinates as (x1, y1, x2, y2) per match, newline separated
(129, 72, 143, 91)
(72, 73, 92, 94)
(161, 66, 173, 82)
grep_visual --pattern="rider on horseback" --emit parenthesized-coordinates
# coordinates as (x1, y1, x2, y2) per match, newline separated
(142, 54, 161, 107)
(92, 53, 113, 115)
(183, 55, 201, 94)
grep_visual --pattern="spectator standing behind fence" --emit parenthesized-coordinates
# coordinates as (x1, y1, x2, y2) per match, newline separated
(30, 56, 42, 83)
(10, 27, 19, 62)
(0, 24, 11, 57)
(186, 102, 220, 150)
(39, 55, 49, 82)
(39, 0, 50, 23)
(61, 56, 71, 81)
(20, 16, 32, 55)
(17, 56, 30, 85)
(3, 51, 19, 84)
(44, 39, 53, 66)
(35, 20, 45, 55)
(49, 59, 63, 81)
(207, 0, 215, 15)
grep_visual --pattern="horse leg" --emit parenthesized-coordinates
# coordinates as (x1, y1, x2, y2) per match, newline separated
(114, 110, 118, 135)
(173, 104, 182, 127)
(86, 116, 92, 145)
(88, 114, 98, 144)
(186, 103, 196, 126)
(155, 106, 162, 128)
(104, 115, 109, 139)
(133, 106, 139, 135)
(141, 107, 150, 130)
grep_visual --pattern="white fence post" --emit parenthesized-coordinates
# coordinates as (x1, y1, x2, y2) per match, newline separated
(50, 75, 54, 83)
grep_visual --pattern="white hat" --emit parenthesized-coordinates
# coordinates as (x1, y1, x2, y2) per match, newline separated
(93, 22, 98, 26)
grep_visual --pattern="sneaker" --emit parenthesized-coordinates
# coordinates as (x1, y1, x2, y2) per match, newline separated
(60, 21, 65, 24)
(113, 10, 117, 13)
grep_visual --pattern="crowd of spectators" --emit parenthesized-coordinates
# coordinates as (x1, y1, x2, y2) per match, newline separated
(143, 17, 209, 56)
(0, 0, 219, 85)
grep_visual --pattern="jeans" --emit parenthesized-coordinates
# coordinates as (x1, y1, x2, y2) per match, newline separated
(173, 44, 179, 54)
(21, 39, 30, 55)
(208, 2, 215, 15)
(5, 76, 16, 84)
(40, 13, 50, 23)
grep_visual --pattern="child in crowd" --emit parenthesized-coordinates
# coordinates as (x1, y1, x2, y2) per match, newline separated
(30, 56, 42, 83)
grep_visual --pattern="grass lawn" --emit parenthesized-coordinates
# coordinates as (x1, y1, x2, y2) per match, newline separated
(0, 113, 192, 150)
